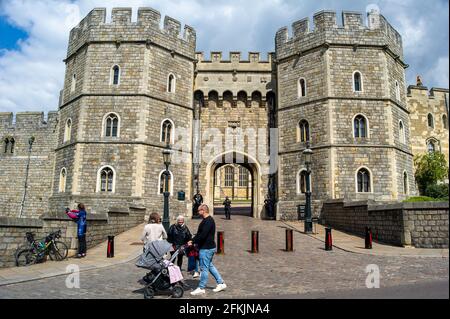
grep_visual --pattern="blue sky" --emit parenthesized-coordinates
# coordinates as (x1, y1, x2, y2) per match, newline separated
(0, 0, 448, 113)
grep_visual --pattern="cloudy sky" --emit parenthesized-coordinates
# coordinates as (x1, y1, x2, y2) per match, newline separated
(0, 0, 448, 113)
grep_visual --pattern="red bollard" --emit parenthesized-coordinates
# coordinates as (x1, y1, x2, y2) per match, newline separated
(285, 229, 293, 252)
(217, 231, 225, 255)
(251, 231, 259, 253)
(365, 227, 373, 249)
(325, 227, 332, 251)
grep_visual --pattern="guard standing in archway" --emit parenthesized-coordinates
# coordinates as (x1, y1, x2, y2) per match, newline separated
(193, 192, 203, 218)
(223, 196, 232, 220)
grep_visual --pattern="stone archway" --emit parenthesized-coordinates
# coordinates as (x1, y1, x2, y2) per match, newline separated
(204, 151, 263, 219)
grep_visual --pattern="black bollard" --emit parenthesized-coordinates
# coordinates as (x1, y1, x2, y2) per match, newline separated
(107, 235, 115, 258)
(251, 231, 259, 253)
(217, 231, 225, 255)
(365, 227, 373, 249)
(325, 227, 333, 251)
(285, 229, 293, 252)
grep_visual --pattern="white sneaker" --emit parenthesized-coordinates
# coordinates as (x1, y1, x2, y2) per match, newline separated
(193, 272, 200, 278)
(213, 283, 227, 292)
(190, 288, 206, 296)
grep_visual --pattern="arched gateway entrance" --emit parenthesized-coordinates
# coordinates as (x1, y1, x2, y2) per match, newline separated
(204, 151, 264, 219)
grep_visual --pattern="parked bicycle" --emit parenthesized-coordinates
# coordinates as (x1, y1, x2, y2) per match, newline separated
(15, 230, 68, 267)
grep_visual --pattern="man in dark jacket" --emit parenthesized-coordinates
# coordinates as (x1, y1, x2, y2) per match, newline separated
(223, 196, 231, 220)
(167, 215, 192, 268)
(188, 204, 227, 295)
(192, 192, 203, 218)
(65, 203, 87, 258)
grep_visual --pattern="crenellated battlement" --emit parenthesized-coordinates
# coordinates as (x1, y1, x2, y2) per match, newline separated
(0, 111, 58, 129)
(67, 7, 196, 59)
(195, 52, 273, 64)
(276, 9, 403, 61)
(407, 86, 450, 100)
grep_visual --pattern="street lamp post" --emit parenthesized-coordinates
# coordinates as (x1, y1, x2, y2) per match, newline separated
(19, 136, 35, 218)
(162, 144, 173, 233)
(303, 142, 313, 233)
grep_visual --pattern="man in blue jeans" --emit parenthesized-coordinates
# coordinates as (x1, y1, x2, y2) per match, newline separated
(188, 204, 227, 295)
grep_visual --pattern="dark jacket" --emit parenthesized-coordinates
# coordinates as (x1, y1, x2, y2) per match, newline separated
(167, 224, 192, 247)
(192, 216, 216, 250)
(223, 199, 231, 209)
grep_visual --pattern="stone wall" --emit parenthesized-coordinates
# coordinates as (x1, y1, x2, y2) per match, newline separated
(321, 199, 449, 248)
(0, 206, 146, 268)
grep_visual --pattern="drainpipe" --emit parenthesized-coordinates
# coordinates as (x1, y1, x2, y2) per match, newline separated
(19, 136, 35, 218)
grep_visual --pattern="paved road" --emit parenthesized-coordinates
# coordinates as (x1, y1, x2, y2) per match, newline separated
(0, 216, 448, 299)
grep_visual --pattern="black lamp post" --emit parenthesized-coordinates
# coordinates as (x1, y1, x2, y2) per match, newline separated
(162, 144, 173, 233)
(303, 142, 313, 233)
(19, 136, 35, 218)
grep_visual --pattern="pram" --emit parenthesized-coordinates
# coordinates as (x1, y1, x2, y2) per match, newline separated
(136, 240, 186, 299)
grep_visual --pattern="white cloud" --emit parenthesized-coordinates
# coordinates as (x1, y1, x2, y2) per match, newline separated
(0, 0, 448, 113)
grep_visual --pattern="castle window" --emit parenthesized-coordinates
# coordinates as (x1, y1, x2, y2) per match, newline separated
(297, 169, 311, 194)
(59, 168, 67, 193)
(354, 114, 368, 138)
(158, 170, 173, 195)
(356, 167, 371, 193)
(251, 91, 262, 108)
(161, 119, 174, 145)
(237, 91, 248, 108)
(167, 74, 176, 93)
(104, 113, 119, 137)
(427, 113, 434, 128)
(353, 71, 363, 92)
(97, 166, 115, 193)
(399, 120, 405, 144)
(111, 65, 120, 85)
(395, 81, 401, 101)
(427, 140, 436, 153)
(9, 138, 15, 154)
(64, 119, 72, 143)
(208, 91, 219, 108)
(298, 120, 310, 143)
(4, 138, 9, 153)
(223, 91, 233, 108)
(239, 166, 249, 187)
(224, 166, 234, 187)
(403, 171, 408, 195)
(70, 74, 76, 93)
(298, 78, 306, 97)
(443, 114, 448, 130)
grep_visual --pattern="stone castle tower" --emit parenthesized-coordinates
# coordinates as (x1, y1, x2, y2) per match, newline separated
(2, 7, 448, 221)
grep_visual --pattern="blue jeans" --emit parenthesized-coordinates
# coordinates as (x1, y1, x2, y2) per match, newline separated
(198, 248, 224, 289)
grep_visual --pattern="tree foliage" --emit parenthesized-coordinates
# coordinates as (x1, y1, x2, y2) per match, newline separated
(414, 152, 449, 195)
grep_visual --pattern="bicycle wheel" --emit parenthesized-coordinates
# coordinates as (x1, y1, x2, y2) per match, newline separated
(16, 249, 37, 267)
(49, 241, 68, 261)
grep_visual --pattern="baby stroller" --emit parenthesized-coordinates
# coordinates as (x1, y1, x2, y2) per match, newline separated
(136, 240, 186, 299)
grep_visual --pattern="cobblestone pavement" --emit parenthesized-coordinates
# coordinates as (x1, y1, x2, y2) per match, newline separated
(0, 216, 448, 299)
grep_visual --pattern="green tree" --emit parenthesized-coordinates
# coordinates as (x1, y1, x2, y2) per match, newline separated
(414, 152, 449, 195)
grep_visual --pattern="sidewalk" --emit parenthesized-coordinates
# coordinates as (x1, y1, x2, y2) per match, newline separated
(0, 223, 146, 286)
(284, 221, 449, 258)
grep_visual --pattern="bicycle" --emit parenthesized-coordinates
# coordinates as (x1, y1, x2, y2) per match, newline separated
(15, 230, 68, 267)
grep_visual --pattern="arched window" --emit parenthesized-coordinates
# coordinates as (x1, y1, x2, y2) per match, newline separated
(70, 74, 76, 93)
(208, 91, 219, 108)
(298, 78, 306, 97)
(399, 120, 405, 144)
(104, 113, 119, 137)
(443, 114, 448, 130)
(353, 71, 363, 92)
(224, 166, 234, 187)
(237, 91, 247, 108)
(297, 169, 311, 194)
(427, 140, 436, 153)
(395, 81, 401, 100)
(194, 90, 205, 108)
(251, 91, 262, 108)
(4, 138, 9, 153)
(64, 119, 72, 143)
(111, 65, 120, 85)
(298, 120, 310, 143)
(59, 168, 67, 193)
(161, 119, 174, 144)
(98, 166, 115, 193)
(223, 91, 233, 108)
(9, 138, 15, 154)
(167, 74, 176, 93)
(354, 115, 368, 138)
(158, 170, 173, 195)
(403, 171, 408, 195)
(427, 113, 434, 128)
(239, 166, 249, 187)
(357, 167, 371, 193)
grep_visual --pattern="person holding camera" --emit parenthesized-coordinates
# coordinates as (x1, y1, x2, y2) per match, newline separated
(65, 203, 87, 258)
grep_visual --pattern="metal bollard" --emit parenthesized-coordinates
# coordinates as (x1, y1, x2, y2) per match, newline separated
(325, 227, 333, 251)
(365, 227, 373, 249)
(107, 235, 115, 258)
(285, 229, 294, 252)
(251, 231, 259, 253)
(217, 231, 225, 255)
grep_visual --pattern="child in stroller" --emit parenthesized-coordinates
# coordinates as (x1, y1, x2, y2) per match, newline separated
(136, 239, 187, 299)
